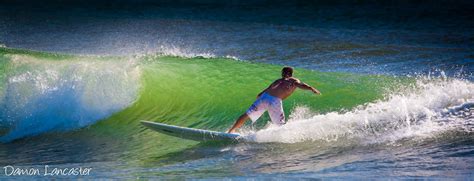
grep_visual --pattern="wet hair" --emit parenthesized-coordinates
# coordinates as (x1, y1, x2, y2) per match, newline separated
(282, 66, 293, 77)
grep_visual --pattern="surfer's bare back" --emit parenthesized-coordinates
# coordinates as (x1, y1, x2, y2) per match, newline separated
(228, 66, 321, 133)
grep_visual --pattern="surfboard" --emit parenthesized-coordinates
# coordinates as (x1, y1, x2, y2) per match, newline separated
(140, 121, 242, 142)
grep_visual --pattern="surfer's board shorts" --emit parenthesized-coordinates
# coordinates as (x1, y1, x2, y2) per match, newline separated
(246, 93, 285, 125)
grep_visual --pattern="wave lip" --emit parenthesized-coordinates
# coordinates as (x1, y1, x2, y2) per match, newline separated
(0, 54, 141, 143)
(248, 78, 474, 144)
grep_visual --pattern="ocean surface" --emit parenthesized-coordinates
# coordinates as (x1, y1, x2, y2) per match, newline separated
(0, 1, 473, 179)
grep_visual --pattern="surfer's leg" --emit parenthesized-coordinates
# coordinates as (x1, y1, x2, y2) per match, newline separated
(228, 98, 267, 133)
(268, 99, 285, 125)
(228, 113, 249, 133)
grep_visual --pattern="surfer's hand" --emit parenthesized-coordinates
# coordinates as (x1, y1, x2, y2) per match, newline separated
(312, 88, 321, 95)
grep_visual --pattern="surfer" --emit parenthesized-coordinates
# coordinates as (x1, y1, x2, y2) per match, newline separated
(228, 66, 321, 133)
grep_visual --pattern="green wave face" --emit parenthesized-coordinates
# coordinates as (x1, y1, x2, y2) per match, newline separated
(104, 57, 393, 128)
(100, 56, 394, 128)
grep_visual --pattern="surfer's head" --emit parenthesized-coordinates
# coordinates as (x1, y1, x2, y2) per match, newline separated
(282, 66, 293, 78)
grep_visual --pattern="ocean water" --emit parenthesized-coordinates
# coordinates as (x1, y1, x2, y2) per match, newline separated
(0, 1, 473, 179)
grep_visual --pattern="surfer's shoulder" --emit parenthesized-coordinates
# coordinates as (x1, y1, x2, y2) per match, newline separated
(289, 77, 301, 83)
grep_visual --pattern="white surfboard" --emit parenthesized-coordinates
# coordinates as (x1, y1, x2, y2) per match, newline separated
(141, 121, 242, 142)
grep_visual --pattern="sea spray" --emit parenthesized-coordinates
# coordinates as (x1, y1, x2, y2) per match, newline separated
(0, 53, 141, 142)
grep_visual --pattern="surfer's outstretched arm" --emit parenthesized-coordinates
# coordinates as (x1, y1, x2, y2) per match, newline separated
(296, 80, 321, 94)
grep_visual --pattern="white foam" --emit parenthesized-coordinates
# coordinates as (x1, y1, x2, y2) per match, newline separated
(246, 78, 474, 144)
(132, 45, 242, 61)
(0, 54, 141, 142)
(155, 45, 216, 58)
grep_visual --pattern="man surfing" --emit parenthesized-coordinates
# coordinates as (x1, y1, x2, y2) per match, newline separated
(228, 66, 321, 133)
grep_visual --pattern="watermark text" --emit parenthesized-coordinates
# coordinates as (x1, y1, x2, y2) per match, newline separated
(2, 165, 92, 177)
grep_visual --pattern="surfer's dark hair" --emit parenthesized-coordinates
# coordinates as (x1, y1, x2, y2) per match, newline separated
(282, 66, 293, 77)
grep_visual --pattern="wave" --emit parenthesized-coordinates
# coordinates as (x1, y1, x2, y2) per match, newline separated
(0, 47, 472, 146)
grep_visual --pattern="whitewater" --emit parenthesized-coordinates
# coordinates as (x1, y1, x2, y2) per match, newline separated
(249, 78, 473, 144)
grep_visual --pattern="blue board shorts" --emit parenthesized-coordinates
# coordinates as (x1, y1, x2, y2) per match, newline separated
(246, 92, 285, 125)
